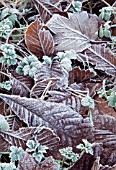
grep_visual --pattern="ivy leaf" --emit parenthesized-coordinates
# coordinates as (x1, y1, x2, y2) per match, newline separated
(107, 92, 116, 107)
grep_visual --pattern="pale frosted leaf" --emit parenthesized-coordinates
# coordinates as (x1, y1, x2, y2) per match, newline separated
(79, 44, 116, 76)
(0, 127, 60, 150)
(0, 93, 95, 147)
(34, 61, 68, 89)
(46, 12, 98, 52)
(48, 90, 81, 112)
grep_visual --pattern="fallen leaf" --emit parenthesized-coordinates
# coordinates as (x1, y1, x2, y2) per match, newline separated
(46, 11, 98, 52)
(33, 0, 68, 23)
(25, 19, 55, 58)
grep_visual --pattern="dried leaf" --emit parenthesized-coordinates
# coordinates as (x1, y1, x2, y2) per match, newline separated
(69, 67, 96, 84)
(79, 44, 116, 76)
(0, 135, 10, 152)
(25, 19, 43, 58)
(38, 156, 60, 170)
(19, 151, 38, 170)
(33, 0, 67, 23)
(0, 93, 95, 147)
(0, 127, 60, 150)
(48, 90, 81, 112)
(11, 71, 34, 97)
(39, 30, 55, 56)
(30, 78, 58, 97)
(34, 61, 69, 89)
(25, 19, 54, 58)
(46, 11, 98, 52)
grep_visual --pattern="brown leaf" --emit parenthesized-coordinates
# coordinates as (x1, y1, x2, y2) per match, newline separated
(7, 116, 25, 131)
(34, 61, 69, 89)
(33, 0, 68, 23)
(46, 11, 98, 52)
(0, 93, 95, 147)
(11, 71, 34, 97)
(0, 127, 60, 150)
(48, 90, 81, 112)
(19, 151, 38, 170)
(0, 135, 10, 152)
(38, 156, 60, 170)
(79, 44, 116, 76)
(39, 30, 55, 56)
(69, 67, 96, 84)
(30, 78, 58, 98)
(25, 19, 55, 58)
(25, 19, 43, 58)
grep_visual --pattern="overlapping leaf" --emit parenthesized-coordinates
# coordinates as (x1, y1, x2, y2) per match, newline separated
(25, 19, 54, 58)
(30, 78, 58, 97)
(11, 71, 34, 97)
(48, 90, 81, 112)
(34, 61, 69, 89)
(46, 11, 98, 52)
(79, 44, 116, 76)
(19, 153, 60, 170)
(69, 67, 96, 84)
(32, 0, 67, 23)
(0, 93, 95, 147)
(0, 127, 60, 150)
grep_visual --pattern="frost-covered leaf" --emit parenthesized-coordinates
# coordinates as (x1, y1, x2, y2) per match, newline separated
(0, 93, 95, 147)
(32, 0, 67, 23)
(30, 78, 58, 97)
(48, 90, 81, 112)
(11, 71, 34, 97)
(34, 61, 69, 89)
(46, 11, 98, 52)
(0, 127, 60, 150)
(69, 67, 96, 84)
(79, 44, 116, 76)
(25, 19, 55, 58)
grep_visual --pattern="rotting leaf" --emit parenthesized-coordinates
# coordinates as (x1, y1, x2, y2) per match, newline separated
(79, 44, 116, 76)
(46, 11, 98, 53)
(25, 19, 55, 58)
(32, 0, 68, 24)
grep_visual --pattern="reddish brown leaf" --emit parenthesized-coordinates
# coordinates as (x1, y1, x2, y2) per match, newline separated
(39, 29, 54, 56)
(33, 0, 68, 23)
(25, 19, 55, 58)
(69, 67, 96, 84)
(25, 19, 43, 57)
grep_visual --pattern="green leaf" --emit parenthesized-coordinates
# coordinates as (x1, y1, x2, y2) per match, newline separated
(81, 96, 94, 109)
(9, 146, 23, 162)
(0, 114, 9, 131)
(107, 92, 116, 107)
